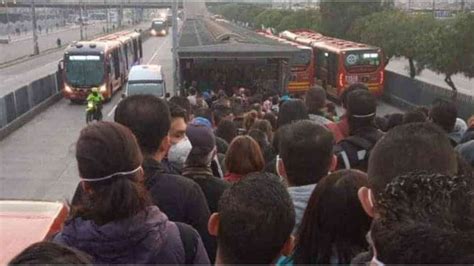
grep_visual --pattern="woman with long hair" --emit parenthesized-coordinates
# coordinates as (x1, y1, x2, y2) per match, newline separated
(283, 170, 371, 265)
(54, 122, 210, 265)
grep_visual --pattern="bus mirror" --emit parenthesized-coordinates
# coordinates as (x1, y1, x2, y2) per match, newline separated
(107, 64, 111, 74)
(58, 60, 64, 71)
(165, 92, 171, 98)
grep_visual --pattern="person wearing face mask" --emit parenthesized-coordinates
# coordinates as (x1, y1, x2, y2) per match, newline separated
(114, 95, 217, 262)
(165, 103, 193, 173)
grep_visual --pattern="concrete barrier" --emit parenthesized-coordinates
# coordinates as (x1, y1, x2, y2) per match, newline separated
(383, 71, 474, 120)
(0, 72, 62, 141)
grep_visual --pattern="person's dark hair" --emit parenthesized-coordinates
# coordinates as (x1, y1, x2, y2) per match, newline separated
(403, 110, 427, 124)
(429, 99, 458, 133)
(217, 172, 295, 264)
(272, 95, 279, 105)
(305, 86, 326, 115)
(279, 120, 334, 186)
(384, 113, 403, 131)
(415, 106, 430, 117)
(263, 112, 277, 131)
(371, 172, 474, 264)
(213, 104, 232, 126)
(346, 89, 377, 133)
(251, 119, 273, 143)
(9, 241, 92, 265)
(248, 129, 270, 152)
(277, 99, 309, 128)
(368, 123, 458, 199)
(341, 83, 369, 109)
(169, 96, 192, 121)
(189, 87, 197, 95)
(169, 102, 188, 123)
(216, 119, 238, 144)
(371, 218, 474, 264)
(250, 103, 263, 118)
(225, 136, 265, 176)
(115, 95, 171, 155)
(73, 122, 151, 226)
(374, 116, 388, 132)
(292, 170, 371, 264)
(375, 171, 474, 231)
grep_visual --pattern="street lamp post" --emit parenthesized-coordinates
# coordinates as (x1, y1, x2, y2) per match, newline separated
(172, 0, 179, 95)
(31, 0, 39, 55)
(79, 0, 84, 40)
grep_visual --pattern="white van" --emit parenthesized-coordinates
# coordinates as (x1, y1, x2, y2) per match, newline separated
(125, 65, 167, 98)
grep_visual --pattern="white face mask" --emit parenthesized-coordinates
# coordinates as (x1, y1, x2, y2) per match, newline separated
(168, 137, 192, 166)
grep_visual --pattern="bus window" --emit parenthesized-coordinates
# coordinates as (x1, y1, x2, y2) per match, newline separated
(124, 44, 129, 68)
(133, 39, 138, 62)
(113, 49, 120, 79)
(139, 37, 143, 59)
(328, 53, 338, 87)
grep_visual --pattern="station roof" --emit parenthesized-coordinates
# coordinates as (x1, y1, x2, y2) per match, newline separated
(178, 18, 299, 59)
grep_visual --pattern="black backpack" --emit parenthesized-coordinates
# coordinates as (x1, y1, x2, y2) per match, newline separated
(335, 135, 377, 171)
(176, 222, 199, 265)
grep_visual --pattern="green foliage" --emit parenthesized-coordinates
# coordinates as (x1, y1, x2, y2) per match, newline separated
(275, 10, 322, 32)
(416, 12, 474, 91)
(254, 9, 292, 29)
(320, 0, 386, 38)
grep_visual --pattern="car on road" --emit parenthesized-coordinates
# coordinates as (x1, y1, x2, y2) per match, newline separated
(124, 65, 168, 99)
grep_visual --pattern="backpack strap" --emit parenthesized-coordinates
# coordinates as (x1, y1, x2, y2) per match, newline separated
(337, 136, 376, 169)
(176, 222, 199, 265)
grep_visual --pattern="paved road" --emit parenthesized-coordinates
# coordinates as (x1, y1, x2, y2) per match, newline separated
(0, 22, 151, 97)
(0, 33, 173, 202)
(386, 57, 473, 96)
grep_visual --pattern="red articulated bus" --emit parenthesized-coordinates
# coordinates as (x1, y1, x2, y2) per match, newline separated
(257, 30, 315, 95)
(280, 30, 385, 98)
(59, 31, 143, 102)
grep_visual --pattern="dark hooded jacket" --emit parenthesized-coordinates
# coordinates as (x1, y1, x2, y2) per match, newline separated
(53, 206, 210, 265)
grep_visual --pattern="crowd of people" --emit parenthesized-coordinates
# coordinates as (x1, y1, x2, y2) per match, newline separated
(9, 83, 474, 265)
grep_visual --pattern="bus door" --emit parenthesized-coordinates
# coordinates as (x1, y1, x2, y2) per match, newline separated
(110, 49, 121, 92)
(326, 52, 339, 97)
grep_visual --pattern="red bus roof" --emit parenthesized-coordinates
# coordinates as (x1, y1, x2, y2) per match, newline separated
(280, 29, 381, 54)
(0, 200, 68, 264)
(256, 30, 313, 52)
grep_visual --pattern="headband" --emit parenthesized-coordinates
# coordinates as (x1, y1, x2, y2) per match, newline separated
(351, 113, 376, 118)
(80, 166, 142, 182)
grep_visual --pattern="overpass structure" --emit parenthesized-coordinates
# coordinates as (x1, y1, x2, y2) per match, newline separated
(5, 0, 183, 9)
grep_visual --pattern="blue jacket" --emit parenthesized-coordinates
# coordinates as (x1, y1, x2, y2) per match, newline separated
(54, 206, 210, 265)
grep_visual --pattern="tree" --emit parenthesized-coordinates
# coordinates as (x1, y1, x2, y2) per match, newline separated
(416, 12, 474, 95)
(350, 10, 437, 78)
(254, 9, 291, 30)
(320, 0, 385, 39)
(276, 9, 322, 32)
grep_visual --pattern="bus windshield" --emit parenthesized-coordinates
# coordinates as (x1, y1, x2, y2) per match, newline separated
(290, 48, 311, 66)
(152, 21, 165, 29)
(344, 51, 381, 69)
(65, 55, 104, 87)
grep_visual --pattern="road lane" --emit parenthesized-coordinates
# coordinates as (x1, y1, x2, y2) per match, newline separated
(0, 33, 173, 201)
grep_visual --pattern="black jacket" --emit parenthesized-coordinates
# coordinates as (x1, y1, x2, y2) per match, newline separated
(182, 166, 230, 213)
(142, 157, 216, 262)
(335, 127, 384, 172)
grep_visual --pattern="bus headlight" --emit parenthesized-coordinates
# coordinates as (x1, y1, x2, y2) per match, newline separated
(151, 29, 157, 36)
(99, 84, 107, 93)
(161, 30, 166, 35)
(64, 84, 73, 93)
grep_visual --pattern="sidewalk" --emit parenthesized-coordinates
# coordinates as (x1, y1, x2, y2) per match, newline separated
(3, 25, 79, 43)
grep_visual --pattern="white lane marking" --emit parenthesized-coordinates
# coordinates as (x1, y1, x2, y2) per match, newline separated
(107, 104, 118, 118)
(148, 37, 169, 64)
